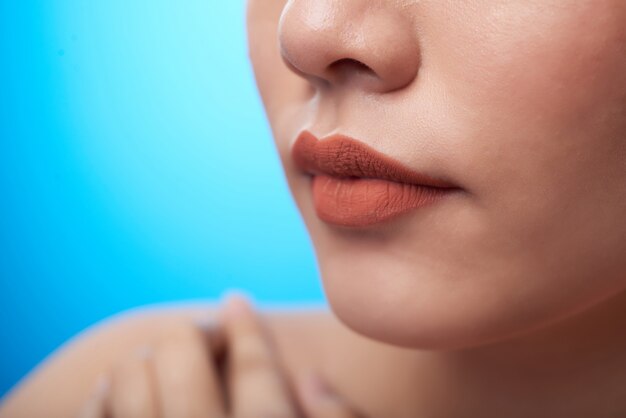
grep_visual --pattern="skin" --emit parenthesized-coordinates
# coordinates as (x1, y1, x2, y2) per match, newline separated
(0, 300, 416, 417)
(1, 0, 626, 417)
(74, 296, 361, 418)
(249, 0, 626, 415)
(260, 0, 626, 350)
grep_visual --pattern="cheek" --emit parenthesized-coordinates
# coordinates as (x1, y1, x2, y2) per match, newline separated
(340, 0, 626, 348)
(436, 1, 626, 131)
(433, 1, 626, 245)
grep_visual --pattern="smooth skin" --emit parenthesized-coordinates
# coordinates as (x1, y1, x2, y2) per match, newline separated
(74, 296, 360, 418)
(3, 0, 626, 416)
(1, 296, 386, 417)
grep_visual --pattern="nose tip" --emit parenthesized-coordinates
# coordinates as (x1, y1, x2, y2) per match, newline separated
(278, 1, 421, 94)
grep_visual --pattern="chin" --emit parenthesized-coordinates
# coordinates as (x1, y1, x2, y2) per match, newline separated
(323, 284, 528, 351)
(315, 253, 618, 352)
(317, 259, 483, 351)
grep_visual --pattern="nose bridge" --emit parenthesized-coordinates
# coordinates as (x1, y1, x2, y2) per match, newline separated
(278, 0, 421, 93)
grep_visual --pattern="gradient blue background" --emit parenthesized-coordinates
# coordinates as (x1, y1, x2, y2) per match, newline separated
(0, 0, 324, 398)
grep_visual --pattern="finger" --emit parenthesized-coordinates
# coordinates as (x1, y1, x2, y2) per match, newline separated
(152, 322, 226, 418)
(109, 346, 158, 418)
(193, 315, 228, 361)
(193, 315, 229, 399)
(76, 375, 110, 418)
(223, 294, 296, 418)
(296, 373, 364, 418)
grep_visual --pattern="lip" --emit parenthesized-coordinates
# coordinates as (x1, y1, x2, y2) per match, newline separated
(291, 130, 461, 228)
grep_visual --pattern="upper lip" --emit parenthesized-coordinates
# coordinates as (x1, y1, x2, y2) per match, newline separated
(291, 130, 459, 189)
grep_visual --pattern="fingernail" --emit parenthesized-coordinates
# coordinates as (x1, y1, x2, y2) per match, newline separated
(193, 316, 218, 333)
(299, 372, 334, 404)
(134, 344, 153, 360)
(223, 292, 253, 319)
(94, 374, 111, 397)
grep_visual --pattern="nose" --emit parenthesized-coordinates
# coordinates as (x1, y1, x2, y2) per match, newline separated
(278, 0, 421, 94)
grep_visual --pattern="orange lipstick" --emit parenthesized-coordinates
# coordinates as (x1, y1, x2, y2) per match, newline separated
(291, 130, 461, 228)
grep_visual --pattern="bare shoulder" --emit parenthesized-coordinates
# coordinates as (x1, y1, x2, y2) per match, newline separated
(0, 301, 417, 417)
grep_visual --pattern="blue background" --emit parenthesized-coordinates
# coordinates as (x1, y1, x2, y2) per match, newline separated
(0, 0, 324, 398)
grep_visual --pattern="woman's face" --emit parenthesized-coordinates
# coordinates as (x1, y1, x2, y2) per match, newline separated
(247, 0, 626, 350)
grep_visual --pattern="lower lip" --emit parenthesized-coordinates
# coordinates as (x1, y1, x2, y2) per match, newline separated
(311, 175, 455, 228)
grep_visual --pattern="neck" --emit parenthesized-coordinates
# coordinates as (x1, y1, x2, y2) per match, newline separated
(410, 289, 626, 418)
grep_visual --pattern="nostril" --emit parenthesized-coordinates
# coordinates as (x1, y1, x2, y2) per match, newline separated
(327, 58, 378, 81)
(330, 58, 373, 73)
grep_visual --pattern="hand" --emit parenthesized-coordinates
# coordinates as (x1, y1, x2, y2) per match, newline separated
(77, 295, 363, 418)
